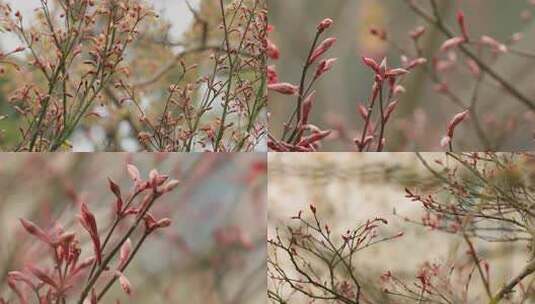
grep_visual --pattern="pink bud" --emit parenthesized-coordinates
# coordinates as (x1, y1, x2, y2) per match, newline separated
(108, 177, 122, 200)
(441, 110, 469, 148)
(8, 271, 35, 289)
(7, 278, 26, 304)
(410, 26, 426, 40)
(156, 218, 172, 228)
(480, 35, 507, 53)
(440, 136, 451, 148)
(19, 218, 52, 245)
(317, 18, 334, 32)
(447, 110, 469, 138)
(118, 239, 132, 269)
(358, 104, 369, 120)
(385, 68, 409, 78)
(298, 130, 331, 146)
(309, 37, 336, 63)
(162, 179, 180, 193)
(78, 202, 101, 265)
(300, 92, 316, 126)
(440, 36, 466, 52)
(354, 136, 374, 151)
(56, 232, 75, 245)
(267, 65, 279, 84)
(314, 58, 337, 79)
(407, 58, 427, 70)
(127, 164, 141, 182)
(28, 266, 58, 290)
(149, 169, 159, 184)
(72, 257, 95, 276)
(378, 137, 386, 151)
(363, 136, 373, 147)
(148, 169, 165, 192)
(379, 58, 388, 78)
(394, 85, 406, 95)
(268, 82, 299, 95)
(13, 46, 25, 53)
(143, 213, 158, 231)
(457, 11, 469, 40)
(362, 56, 380, 74)
(267, 39, 280, 60)
(383, 100, 399, 122)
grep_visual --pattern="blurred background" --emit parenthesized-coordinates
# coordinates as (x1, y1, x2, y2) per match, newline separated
(0, 153, 266, 303)
(269, 0, 535, 151)
(268, 153, 529, 302)
(0, 0, 197, 49)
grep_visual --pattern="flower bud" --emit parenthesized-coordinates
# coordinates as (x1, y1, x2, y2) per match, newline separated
(317, 18, 333, 32)
(20, 218, 52, 245)
(268, 82, 299, 95)
(267, 39, 280, 60)
(118, 239, 132, 269)
(440, 36, 466, 52)
(118, 273, 132, 296)
(156, 218, 172, 228)
(457, 10, 469, 40)
(162, 179, 180, 193)
(314, 58, 337, 79)
(267, 65, 279, 84)
(362, 56, 380, 74)
(126, 164, 141, 182)
(410, 26, 426, 40)
(108, 177, 121, 199)
(480, 35, 507, 53)
(308, 37, 336, 64)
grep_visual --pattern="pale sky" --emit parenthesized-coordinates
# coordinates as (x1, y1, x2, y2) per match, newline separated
(2, 0, 198, 50)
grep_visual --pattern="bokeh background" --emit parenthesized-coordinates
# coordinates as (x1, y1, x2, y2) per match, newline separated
(268, 153, 529, 302)
(269, 0, 535, 151)
(0, 153, 266, 303)
(0, 0, 197, 49)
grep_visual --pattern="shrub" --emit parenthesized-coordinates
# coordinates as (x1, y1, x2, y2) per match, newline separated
(0, 0, 266, 151)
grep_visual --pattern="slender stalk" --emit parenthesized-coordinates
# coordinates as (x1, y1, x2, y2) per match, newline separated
(463, 233, 492, 300)
(357, 83, 379, 152)
(489, 259, 535, 304)
(213, 0, 235, 151)
(376, 83, 385, 152)
(96, 231, 149, 301)
(284, 31, 322, 143)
